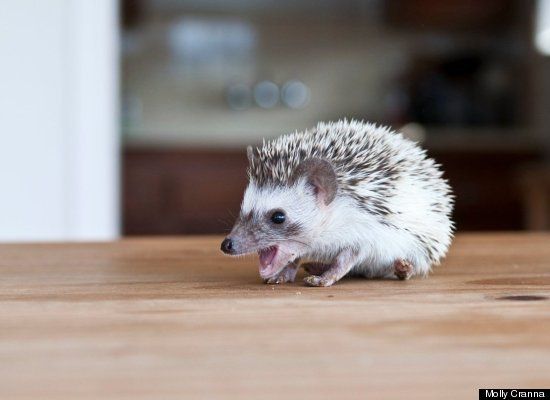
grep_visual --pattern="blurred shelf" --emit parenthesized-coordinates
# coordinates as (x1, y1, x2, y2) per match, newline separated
(123, 130, 266, 150)
(123, 127, 544, 154)
(422, 128, 542, 153)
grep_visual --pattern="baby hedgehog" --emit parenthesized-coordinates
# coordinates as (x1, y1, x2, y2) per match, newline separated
(221, 119, 454, 287)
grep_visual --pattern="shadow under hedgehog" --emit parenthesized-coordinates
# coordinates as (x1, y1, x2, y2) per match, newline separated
(221, 119, 454, 287)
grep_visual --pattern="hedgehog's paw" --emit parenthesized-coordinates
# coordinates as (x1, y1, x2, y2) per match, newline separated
(393, 259, 414, 280)
(264, 264, 298, 284)
(265, 275, 290, 284)
(304, 275, 335, 287)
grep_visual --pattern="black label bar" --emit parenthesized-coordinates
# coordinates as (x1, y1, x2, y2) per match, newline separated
(480, 389, 549, 399)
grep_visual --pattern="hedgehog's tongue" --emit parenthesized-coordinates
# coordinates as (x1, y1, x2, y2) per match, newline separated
(258, 246, 279, 278)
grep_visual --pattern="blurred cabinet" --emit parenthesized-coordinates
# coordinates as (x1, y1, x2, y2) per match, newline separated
(123, 147, 541, 234)
(517, 165, 550, 230)
(431, 149, 540, 230)
(123, 149, 248, 234)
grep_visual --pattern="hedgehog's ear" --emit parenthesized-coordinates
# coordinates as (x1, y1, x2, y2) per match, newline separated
(292, 158, 337, 205)
(246, 146, 255, 163)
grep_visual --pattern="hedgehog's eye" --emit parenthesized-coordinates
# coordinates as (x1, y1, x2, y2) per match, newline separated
(270, 211, 286, 224)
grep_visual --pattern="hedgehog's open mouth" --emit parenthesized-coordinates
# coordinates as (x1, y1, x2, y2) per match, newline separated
(258, 245, 284, 279)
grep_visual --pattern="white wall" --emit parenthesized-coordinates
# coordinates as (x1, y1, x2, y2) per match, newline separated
(0, 0, 119, 241)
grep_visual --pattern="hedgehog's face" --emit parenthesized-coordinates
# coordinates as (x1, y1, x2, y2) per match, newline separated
(221, 158, 337, 280)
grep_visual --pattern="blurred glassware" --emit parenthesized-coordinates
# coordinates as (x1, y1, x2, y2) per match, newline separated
(253, 81, 279, 109)
(168, 17, 256, 74)
(281, 80, 310, 109)
(400, 122, 427, 143)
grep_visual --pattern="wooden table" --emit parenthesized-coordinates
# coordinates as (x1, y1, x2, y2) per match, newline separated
(1, 234, 549, 399)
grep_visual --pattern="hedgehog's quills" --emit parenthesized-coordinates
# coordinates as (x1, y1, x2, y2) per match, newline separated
(220, 119, 454, 287)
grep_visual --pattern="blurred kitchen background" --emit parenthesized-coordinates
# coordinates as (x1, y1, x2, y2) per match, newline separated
(1, 0, 550, 241)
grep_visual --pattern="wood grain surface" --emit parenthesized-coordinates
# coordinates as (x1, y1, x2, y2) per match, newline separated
(0, 233, 549, 399)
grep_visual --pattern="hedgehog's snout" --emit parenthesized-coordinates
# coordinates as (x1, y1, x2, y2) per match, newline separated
(220, 237, 234, 254)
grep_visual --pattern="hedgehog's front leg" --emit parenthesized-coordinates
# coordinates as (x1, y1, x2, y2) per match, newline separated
(264, 261, 299, 284)
(303, 249, 359, 287)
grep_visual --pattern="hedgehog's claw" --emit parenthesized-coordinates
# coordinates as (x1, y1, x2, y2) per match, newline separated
(304, 275, 334, 287)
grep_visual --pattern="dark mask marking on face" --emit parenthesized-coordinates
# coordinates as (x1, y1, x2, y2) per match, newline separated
(285, 222, 302, 236)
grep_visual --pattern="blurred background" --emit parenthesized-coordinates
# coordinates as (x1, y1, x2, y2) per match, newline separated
(1, 0, 550, 241)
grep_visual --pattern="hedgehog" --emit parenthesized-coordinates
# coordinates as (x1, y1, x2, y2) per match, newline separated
(220, 119, 454, 287)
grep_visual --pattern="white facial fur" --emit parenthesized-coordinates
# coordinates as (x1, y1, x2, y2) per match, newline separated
(227, 179, 324, 278)
(241, 180, 320, 232)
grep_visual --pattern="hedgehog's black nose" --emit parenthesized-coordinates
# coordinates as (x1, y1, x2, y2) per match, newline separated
(221, 238, 234, 254)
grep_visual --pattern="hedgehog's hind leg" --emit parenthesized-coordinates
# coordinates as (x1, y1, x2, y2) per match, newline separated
(393, 259, 414, 280)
